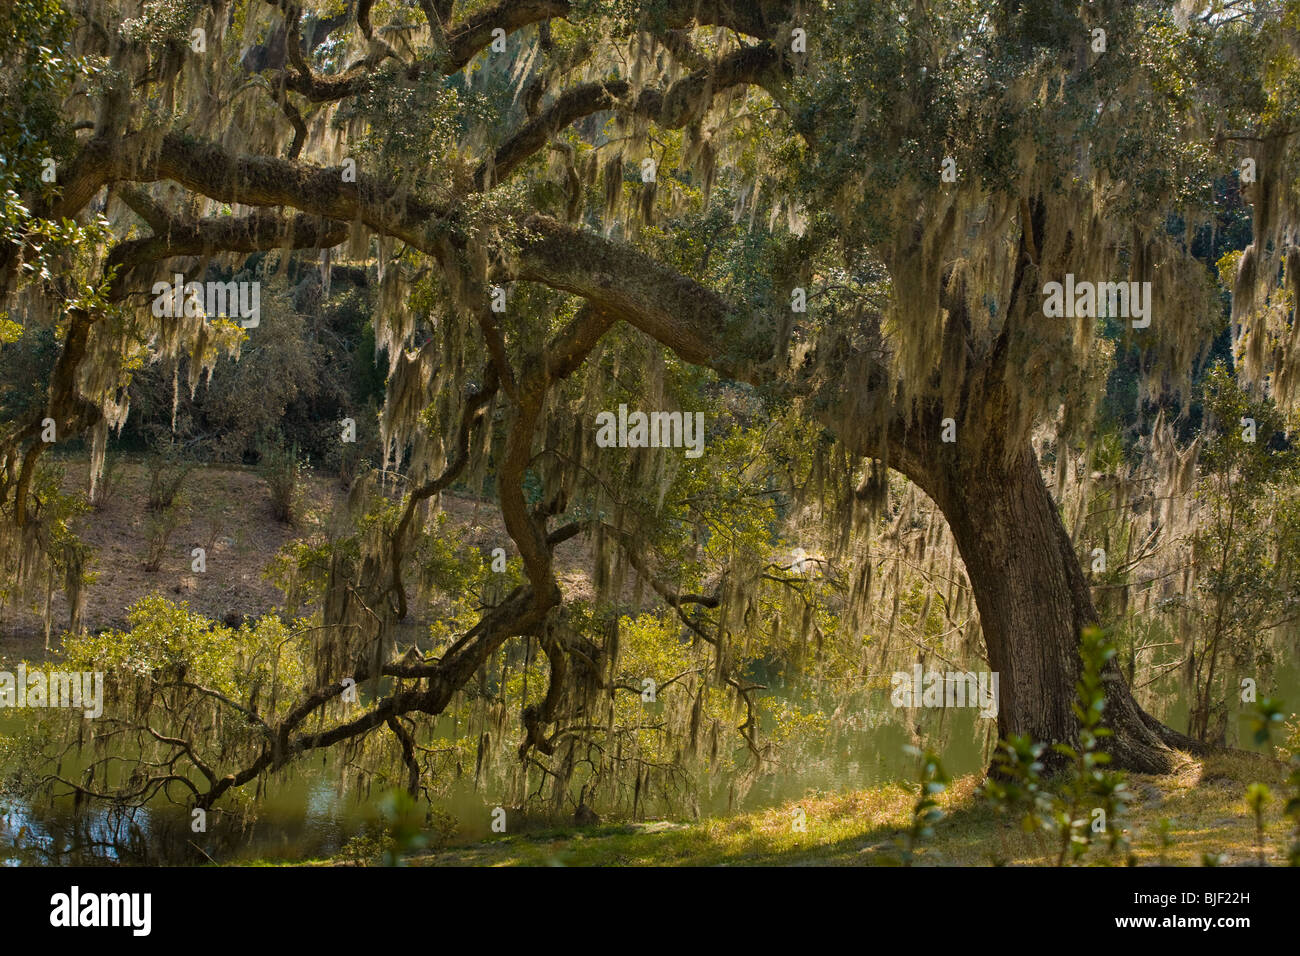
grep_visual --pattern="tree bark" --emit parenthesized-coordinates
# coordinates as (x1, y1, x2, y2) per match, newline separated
(922, 441, 1198, 774)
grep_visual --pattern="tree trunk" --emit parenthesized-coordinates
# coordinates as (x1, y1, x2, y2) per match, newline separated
(924, 442, 1196, 774)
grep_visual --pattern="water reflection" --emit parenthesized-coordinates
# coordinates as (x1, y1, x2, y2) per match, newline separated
(1, 658, 1291, 865)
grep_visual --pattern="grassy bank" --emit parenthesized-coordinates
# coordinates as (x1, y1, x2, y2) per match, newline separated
(255, 751, 1293, 867)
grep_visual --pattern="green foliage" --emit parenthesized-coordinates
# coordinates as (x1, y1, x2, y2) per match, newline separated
(1183, 365, 1300, 742)
(1287, 760, 1300, 867)
(1247, 697, 1300, 866)
(375, 789, 429, 866)
(0, 0, 111, 303)
(897, 746, 949, 866)
(122, 274, 382, 466)
(61, 595, 309, 712)
(0, 460, 93, 633)
(0, 0, 83, 201)
(337, 832, 395, 867)
(339, 795, 459, 866)
(0, 323, 57, 425)
(1245, 781, 1271, 865)
(983, 627, 1131, 865)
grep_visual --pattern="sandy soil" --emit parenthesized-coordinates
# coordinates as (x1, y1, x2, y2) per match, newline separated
(0, 455, 601, 659)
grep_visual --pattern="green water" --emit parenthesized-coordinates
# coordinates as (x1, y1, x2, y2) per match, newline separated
(0, 679, 997, 865)
(2, 648, 1293, 865)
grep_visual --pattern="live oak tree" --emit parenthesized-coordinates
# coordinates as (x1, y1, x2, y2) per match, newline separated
(2, 0, 1299, 811)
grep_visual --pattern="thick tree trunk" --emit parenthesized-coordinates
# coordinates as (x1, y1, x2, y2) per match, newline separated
(924, 443, 1196, 774)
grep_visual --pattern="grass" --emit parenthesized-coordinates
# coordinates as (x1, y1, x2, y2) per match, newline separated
(263, 750, 1293, 867)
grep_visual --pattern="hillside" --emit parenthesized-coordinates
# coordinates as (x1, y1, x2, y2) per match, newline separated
(0, 455, 597, 658)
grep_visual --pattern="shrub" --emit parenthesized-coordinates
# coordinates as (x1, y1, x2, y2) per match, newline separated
(142, 503, 181, 572)
(259, 441, 305, 524)
(89, 451, 122, 512)
(145, 443, 194, 512)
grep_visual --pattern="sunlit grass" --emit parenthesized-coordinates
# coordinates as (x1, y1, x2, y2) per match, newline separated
(375, 752, 1291, 867)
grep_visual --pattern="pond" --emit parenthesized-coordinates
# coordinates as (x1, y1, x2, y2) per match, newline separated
(0, 681, 996, 865)
(1, 639, 1290, 865)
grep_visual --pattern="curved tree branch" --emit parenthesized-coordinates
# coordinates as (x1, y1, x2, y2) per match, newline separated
(478, 42, 784, 189)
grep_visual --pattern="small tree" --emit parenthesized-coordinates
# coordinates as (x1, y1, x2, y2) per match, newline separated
(1185, 365, 1300, 744)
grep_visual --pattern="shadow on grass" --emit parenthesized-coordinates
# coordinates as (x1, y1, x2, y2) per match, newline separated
(414, 750, 1292, 867)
